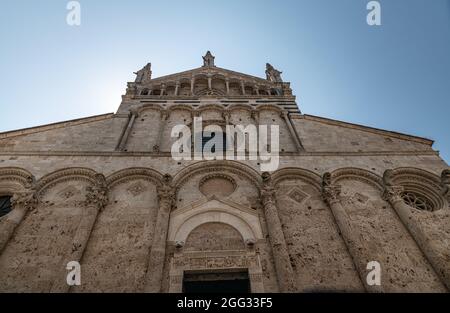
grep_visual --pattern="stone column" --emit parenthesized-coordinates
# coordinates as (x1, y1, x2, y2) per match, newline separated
(190, 76, 195, 95)
(260, 172, 296, 292)
(382, 170, 450, 290)
(241, 80, 246, 95)
(0, 188, 38, 255)
(207, 74, 212, 91)
(144, 175, 175, 292)
(116, 109, 138, 151)
(50, 174, 109, 293)
(281, 111, 303, 152)
(174, 82, 180, 96)
(321, 173, 372, 292)
(225, 78, 230, 95)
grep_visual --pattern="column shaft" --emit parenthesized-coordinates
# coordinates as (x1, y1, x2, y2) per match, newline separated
(144, 180, 174, 292)
(384, 188, 450, 290)
(260, 183, 296, 292)
(0, 191, 37, 255)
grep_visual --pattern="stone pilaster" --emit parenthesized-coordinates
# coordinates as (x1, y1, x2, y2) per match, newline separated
(321, 173, 377, 292)
(260, 172, 296, 292)
(382, 170, 450, 290)
(281, 111, 303, 152)
(116, 109, 138, 151)
(50, 174, 109, 293)
(154, 109, 169, 153)
(144, 174, 175, 292)
(0, 188, 38, 255)
(441, 169, 450, 204)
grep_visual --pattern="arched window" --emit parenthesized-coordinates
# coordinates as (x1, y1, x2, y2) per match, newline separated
(401, 192, 435, 212)
(0, 195, 12, 218)
(140, 89, 149, 96)
(202, 131, 227, 153)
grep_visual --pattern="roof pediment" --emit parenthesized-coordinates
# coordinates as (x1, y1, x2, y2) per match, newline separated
(139, 66, 273, 86)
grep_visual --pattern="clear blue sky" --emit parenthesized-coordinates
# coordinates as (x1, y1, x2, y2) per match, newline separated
(0, 0, 449, 163)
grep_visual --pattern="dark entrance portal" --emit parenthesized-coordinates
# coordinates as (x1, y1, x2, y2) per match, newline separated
(183, 271, 250, 293)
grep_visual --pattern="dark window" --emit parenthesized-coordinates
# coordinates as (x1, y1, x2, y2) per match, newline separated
(202, 132, 226, 153)
(0, 196, 12, 218)
(183, 271, 250, 293)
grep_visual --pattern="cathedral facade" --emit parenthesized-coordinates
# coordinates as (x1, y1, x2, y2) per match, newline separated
(0, 52, 449, 293)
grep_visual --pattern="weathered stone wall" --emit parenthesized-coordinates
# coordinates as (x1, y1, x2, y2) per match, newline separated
(0, 84, 448, 293)
(337, 176, 445, 292)
(75, 178, 159, 292)
(275, 177, 364, 292)
(0, 177, 89, 292)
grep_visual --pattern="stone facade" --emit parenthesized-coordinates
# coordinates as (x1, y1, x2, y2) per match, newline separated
(0, 52, 448, 293)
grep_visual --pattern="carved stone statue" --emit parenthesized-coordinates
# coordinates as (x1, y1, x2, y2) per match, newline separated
(265, 63, 283, 83)
(202, 51, 215, 67)
(134, 63, 152, 83)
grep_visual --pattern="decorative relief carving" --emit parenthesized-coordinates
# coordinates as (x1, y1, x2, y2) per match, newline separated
(173, 254, 258, 270)
(157, 174, 175, 209)
(321, 172, 341, 205)
(382, 169, 404, 202)
(184, 223, 245, 252)
(127, 182, 146, 196)
(11, 189, 38, 211)
(57, 185, 78, 200)
(85, 174, 109, 210)
(441, 169, 450, 202)
(199, 174, 236, 198)
(288, 188, 309, 204)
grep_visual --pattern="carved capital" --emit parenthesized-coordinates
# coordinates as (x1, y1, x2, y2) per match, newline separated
(382, 185, 404, 202)
(157, 174, 175, 209)
(260, 185, 276, 207)
(222, 111, 231, 121)
(250, 110, 259, 122)
(441, 169, 450, 201)
(85, 174, 109, 210)
(260, 172, 276, 207)
(11, 189, 38, 211)
(161, 109, 170, 120)
(321, 172, 341, 205)
(322, 185, 342, 205)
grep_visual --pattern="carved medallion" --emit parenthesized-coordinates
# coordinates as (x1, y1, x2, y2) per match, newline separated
(57, 186, 78, 200)
(127, 182, 146, 196)
(288, 188, 309, 204)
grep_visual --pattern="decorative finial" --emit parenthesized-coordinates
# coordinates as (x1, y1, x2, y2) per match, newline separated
(265, 63, 283, 82)
(202, 51, 215, 67)
(134, 63, 152, 83)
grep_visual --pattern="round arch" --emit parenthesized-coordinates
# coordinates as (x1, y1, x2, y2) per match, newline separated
(106, 167, 164, 189)
(172, 160, 262, 192)
(35, 167, 99, 197)
(271, 167, 322, 192)
(172, 210, 256, 244)
(331, 167, 384, 192)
